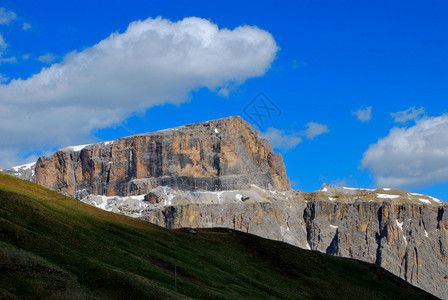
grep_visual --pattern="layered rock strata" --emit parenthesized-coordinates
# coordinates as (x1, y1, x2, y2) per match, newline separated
(33, 116, 290, 198)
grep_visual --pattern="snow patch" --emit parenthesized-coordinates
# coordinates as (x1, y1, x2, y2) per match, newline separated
(103, 141, 114, 146)
(235, 194, 243, 201)
(382, 188, 391, 191)
(129, 195, 145, 201)
(377, 194, 400, 199)
(410, 192, 424, 196)
(396, 220, 403, 230)
(214, 128, 219, 133)
(328, 197, 337, 201)
(63, 144, 91, 152)
(11, 162, 36, 171)
(329, 224, 338, 229)
(321, 187, 328, 192)
(424, 230, 428, 237)
(429, 196, 442, 203)
(161, 186, 175, 206)
(418, 198, 431, 204)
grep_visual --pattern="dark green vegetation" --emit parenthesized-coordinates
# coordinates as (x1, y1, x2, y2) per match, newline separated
(0, 173, 438, 299)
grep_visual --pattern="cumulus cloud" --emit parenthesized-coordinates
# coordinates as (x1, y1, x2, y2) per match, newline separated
(391, 106, 425, 123)
(301, 122, 329, 139)
(22, 22, 31, 30)
(0, 16, 278, 167)
(352, 106, 372, 122)
(36, 53, 57, 64)
(261, 127, 302, 151)
(0, 8, 16, 25)
(361, 115, 448, 188)
(0, 33, 6, 49)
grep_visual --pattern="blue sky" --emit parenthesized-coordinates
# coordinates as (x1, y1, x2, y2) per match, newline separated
(1, 1, 448, 200)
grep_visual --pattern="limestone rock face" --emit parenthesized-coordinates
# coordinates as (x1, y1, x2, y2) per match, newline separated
(35, 116, 290, 198)
(81, 186, 448, 299)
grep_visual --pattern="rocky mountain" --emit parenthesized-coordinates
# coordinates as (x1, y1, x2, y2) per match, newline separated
(3, 116, 448, 299)
(1, 162, 36, 182)
(34, 116, 290, 199)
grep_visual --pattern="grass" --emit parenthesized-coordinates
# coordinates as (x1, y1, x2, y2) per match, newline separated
(0, 173, 438, 299)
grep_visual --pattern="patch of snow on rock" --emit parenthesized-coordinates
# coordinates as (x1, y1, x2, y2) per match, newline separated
(330, 224, 338, 229)
(429, 196, 442, 203)
(235, 194, 243, 201)
(63, 144, 92, 152)
(12, 162, 35, 172)
(328, 197, 337, 201)
(419, 198, 431, 204)
(377, 194, 400, 199)
(410, 192, 424, 196)
(396, 220, 403, 230)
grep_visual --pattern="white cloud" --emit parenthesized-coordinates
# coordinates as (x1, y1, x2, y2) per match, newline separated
(0, 16, 278, 167)
(37, 53, 57, 63)
(0, 33, 6, 49)
(352, 106, 372, 122)
(261, 127, 302, 151)
(301, 122, 329, 139)
(0, 8, 16, 25)
(22, 22, 31, 30)
(361, 115, 448, 188)
(391, 106, 425, 123)
(0, 56, 16, 63)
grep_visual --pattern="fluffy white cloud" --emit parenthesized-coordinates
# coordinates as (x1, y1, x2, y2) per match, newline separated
(0, 17, 278, 167)
(0, 8, 16, 25)
(352, 106, 372, 122)
(261, 127, 302, 151)
(361, 115, 448, 188)
(301, 122, 329, 139)
(22, 22, 31, 30)
(391, 106, 425, 123)
(36, 53, 57, 63)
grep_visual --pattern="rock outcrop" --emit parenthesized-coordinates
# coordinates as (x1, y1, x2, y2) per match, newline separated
(1, 162, 36, 182)
(34, 116, 290, 198)
(3, 116, 448, 298)
(81, 186, 448, 299)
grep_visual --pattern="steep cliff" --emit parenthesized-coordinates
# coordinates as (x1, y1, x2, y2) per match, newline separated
(81, 186, 448, 298)
(34, 116, 290, 198)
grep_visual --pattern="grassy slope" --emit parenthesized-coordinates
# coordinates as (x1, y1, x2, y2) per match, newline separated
(0, 173, 438, 300)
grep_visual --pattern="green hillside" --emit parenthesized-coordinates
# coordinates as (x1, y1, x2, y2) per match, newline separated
(0, 173, 437, 299)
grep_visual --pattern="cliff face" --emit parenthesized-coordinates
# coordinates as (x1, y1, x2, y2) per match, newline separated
(34, 116, 290, 198)
(80, 187, 448, 299)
